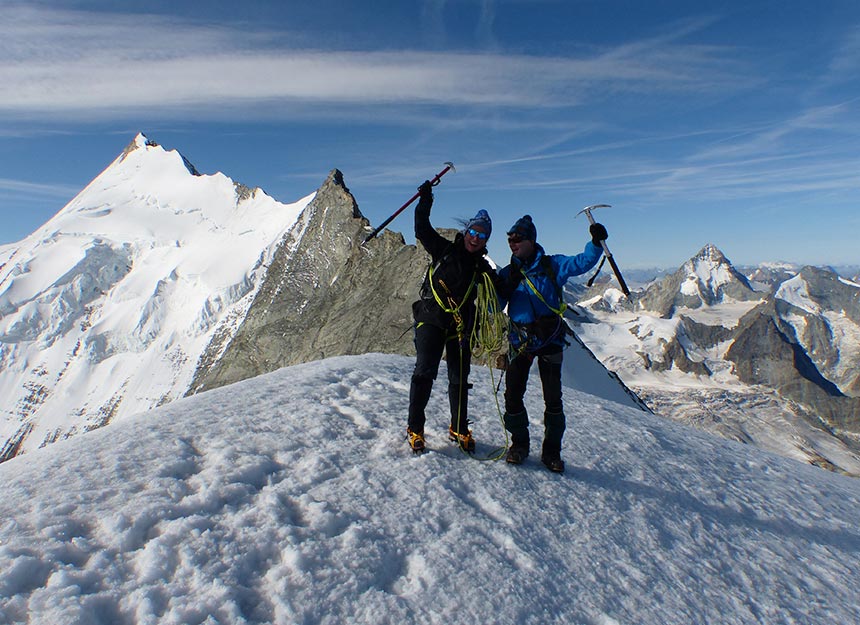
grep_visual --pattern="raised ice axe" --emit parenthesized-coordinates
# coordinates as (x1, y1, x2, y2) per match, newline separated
(362, 162, 455, 245)
(577, 204, 630, 297)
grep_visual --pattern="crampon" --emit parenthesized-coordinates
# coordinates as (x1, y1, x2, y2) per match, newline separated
(407, 429, 426, 454)
(448, 426, 476, 453)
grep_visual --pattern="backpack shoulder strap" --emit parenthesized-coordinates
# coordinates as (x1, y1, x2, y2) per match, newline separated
(520, 255, 567, 317)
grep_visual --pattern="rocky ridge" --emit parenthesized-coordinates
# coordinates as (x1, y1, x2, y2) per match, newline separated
(190, 169, 431, 392)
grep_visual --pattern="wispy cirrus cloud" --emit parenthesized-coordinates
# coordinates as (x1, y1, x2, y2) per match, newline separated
(687, 101, 860, 163)
(0, 5, 754, 121)
(820, 24, 860, 90)
(0, 177, 79, 198)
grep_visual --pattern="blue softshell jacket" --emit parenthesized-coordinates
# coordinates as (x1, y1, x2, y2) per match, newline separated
(498, 241, 603, 345)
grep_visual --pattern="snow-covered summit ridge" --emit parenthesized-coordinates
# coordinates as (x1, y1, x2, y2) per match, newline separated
(4, 131, 304, 299)
(0, 133, 315, 460)
(2, 353, 860, 624)
(121, 132, 200, 176)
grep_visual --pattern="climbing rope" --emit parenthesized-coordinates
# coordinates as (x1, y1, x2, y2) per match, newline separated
(463, 272, 509, 461)
(470, 272, 509, 366)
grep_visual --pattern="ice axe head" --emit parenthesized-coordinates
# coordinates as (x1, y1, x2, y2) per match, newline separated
(432, 162, 456, 185)
(576, 204, 611, 225)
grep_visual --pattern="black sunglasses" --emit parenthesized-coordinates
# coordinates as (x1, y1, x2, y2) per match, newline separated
(507, 234, 524, 243)
(466, 228, 489, 240)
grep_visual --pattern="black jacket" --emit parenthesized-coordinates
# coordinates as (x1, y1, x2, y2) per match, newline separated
(413, 196, 499, 333)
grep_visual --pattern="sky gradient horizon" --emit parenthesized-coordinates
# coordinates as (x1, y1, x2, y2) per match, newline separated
(2, 0, 859, 270)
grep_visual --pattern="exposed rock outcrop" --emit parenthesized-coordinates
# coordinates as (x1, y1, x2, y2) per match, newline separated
(190, 170, 432, 392)
(727, 300, 860, 433)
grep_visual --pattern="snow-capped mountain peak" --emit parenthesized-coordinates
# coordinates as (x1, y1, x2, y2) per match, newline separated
(121, 132, 201, 176)
(692, 242, 727, 263)
(681, 243, 747, 299)
(0, 134, 314, 460)
(628, 244, 760, 318)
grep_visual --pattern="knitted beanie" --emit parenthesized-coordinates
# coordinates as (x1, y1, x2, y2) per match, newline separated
(507, 214, 536, 241)
(465, 209, 492, 238)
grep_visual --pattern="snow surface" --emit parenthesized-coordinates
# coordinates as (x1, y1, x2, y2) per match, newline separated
(676, 301, 761, 329)
(2, 353, 860, 625)
(775, 275, 819, 314)
(0, 244, 14, 265)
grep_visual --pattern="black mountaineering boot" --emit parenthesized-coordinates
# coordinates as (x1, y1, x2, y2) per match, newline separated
(505, 445, 529, 465)
(541, 440, 564, 473)
(540, 452, 565, 473)
(504, 410, 530, 465)
(541, 411, 565, 472)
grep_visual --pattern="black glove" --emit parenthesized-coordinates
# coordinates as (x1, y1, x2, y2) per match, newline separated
(417, 180, 433, 202)
(590, 222, 608, 247)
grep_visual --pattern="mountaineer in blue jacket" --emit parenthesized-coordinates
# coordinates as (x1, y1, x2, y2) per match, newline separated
(498, 214, 607, 473)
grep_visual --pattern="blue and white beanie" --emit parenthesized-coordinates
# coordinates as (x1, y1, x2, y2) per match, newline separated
(465, 209, 492, 238)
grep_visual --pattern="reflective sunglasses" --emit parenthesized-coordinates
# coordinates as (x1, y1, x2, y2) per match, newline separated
(466, 227, 489, 240)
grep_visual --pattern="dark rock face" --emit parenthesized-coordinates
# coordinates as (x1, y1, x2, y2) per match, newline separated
(189, 170, 432, 393)
(188, 169, 649, 419)
(726, 300, 860, 433)
(678, 315, 734, 349)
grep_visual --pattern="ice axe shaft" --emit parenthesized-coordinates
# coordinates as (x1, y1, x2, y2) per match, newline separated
(577, 204, 631, 297)
(362, 162, 455, 244)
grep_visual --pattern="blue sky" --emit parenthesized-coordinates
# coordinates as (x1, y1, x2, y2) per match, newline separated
(2, 0, 859, 270)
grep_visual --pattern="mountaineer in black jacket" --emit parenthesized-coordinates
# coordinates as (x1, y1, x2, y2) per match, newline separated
(407, 180, 499, 453)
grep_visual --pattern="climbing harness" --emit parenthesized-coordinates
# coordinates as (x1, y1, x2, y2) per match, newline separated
(429, 268, 474, 344)
(521, 269, 566, 316)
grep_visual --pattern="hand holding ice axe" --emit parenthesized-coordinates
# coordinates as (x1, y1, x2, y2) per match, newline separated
(362, 162, 455, 245)
(577, 204, 630, 297)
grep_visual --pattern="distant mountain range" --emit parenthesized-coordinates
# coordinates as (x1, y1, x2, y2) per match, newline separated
(574, 244, 860, 474)
(2, 133, 859, 476)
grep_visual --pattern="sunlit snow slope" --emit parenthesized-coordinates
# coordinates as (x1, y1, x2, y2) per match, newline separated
(0, 133, 313, 459)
